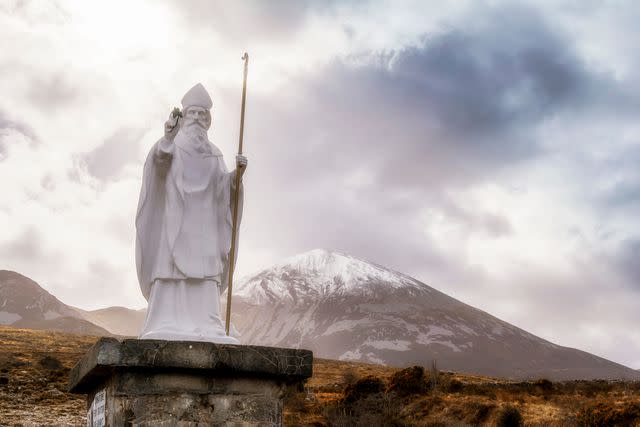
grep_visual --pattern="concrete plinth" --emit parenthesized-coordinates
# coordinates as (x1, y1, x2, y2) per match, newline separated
(69, 338, 313, 426)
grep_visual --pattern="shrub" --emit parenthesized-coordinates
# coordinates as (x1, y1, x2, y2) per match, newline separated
(38, 356, 62, 370)
(46, 368, 68, 383)
(496, 405, 523, 427)
(445, 378, 464, 393)
(342, 375, 385, 405)
(387, 366, 427, 396)
(342, 368, 359, 386)
(580, 380, 614, 397)
(534, 378, 554, 393)
(576, 402, 640, 426)
(326, 391, 403, 427)
(328, 375, 405, 427)
(467, 402, 495, 424)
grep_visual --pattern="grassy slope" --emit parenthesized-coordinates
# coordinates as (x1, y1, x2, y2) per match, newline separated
(0, 326, 96, 426)
(0, 326, 638, 426)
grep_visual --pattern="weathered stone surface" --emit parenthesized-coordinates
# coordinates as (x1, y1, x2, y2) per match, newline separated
(69, 339, 313, 426)
(69, 338, 313, 393)
(100, 372, 285, 426)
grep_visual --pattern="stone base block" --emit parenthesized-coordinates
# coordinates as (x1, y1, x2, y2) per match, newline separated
(68, 338, 313, 426)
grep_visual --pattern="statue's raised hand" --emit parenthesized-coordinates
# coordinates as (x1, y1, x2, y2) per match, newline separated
(164, 108, 182, 141)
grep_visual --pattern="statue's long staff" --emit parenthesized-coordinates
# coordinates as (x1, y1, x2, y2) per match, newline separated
(225, 52, 249, 336)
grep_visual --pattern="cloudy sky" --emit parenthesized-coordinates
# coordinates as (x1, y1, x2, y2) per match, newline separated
(1, 0, 640, 369)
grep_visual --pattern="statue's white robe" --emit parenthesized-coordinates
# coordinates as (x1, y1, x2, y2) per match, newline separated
(135, 133, 242, 343)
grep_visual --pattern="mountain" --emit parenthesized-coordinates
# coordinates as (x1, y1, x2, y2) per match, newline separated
(0, 270, 146, 336)
(4, 251, 639, 380)
(0, 270, 109, 336)
(73, 306, 146, 337)
(231, 249, 640, 380)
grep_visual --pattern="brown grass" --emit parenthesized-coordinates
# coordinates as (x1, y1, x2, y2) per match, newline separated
(0, 326, 639, 426)
(0, 326, 98, 426)
(285, 361, 640, 426)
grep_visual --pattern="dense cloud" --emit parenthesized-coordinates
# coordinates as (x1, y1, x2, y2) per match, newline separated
(0, 227, 50, 261)
(250, 16, 600, 190)
(26, 73, 82, 113)
(236, 4, 627, 278)
(0, 109, 38, 146)
(80, 128, 146, 181)
(615, 239, 640, 289)
(1, 1, 640, 368)
(163, 0, 353, 43)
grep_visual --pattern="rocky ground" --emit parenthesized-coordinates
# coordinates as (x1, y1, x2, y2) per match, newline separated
(0, 326, 639, 426)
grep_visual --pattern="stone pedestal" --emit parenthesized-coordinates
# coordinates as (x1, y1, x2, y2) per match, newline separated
(68, 338, 313, 426)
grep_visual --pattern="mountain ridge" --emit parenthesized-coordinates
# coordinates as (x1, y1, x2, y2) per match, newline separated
(231, 249, 640, 380)
(0, 270, 111, 336)
(2, 250, 639, 380)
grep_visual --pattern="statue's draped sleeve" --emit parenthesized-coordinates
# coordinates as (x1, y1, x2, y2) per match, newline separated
(135, 138, 173, 300)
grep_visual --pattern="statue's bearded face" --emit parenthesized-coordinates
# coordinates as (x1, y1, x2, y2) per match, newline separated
(183, 106, 211, 130)
(179, 106, 211, 144)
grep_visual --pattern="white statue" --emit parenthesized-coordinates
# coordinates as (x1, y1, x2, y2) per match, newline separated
(135, 83, 246, 344)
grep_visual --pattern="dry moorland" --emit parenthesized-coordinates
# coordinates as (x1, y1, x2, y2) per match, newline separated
(0, 326, 638, 426)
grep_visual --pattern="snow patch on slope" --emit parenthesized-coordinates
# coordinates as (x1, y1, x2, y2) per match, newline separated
(339, 349, 362, 361)
(322, 318, 373, 336)
(364, 339, 412, 351)
(0, 311, 21, 324)
(43, 310, 61, 320)
(434, 340, 462, 352)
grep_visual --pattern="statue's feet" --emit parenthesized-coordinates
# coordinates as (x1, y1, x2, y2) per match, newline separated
(139, 330, 240, 345)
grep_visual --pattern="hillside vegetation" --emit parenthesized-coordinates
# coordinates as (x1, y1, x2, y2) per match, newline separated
(0, 326, 639, 426)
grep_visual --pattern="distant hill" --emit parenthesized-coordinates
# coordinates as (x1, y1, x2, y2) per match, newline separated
(73, 306, 145, 337)
(0, 270, 109, 336)
(11, 315, 110, 336)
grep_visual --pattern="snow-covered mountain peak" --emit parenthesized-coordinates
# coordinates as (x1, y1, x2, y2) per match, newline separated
(274, 248, 344, 271)
(274, 249, 397, 281)
(234, 249, 429, 303)
(230, 252, 640, 380)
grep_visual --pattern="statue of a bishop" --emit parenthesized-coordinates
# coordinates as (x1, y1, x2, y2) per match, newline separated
(135, 83, 246, 344)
